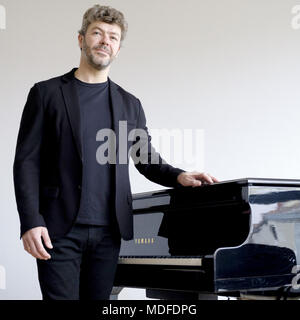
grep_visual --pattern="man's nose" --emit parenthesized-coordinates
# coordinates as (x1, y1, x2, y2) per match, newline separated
(100, 33, 110, 45)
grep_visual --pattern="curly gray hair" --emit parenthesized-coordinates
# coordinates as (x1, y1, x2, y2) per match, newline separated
(79, 4, 128, 42)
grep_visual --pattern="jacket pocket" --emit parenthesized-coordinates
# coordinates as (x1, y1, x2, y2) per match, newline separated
(42, 186, 59, 198)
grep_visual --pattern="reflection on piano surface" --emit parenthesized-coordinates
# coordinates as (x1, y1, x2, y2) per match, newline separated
(113, 178, 300, 299)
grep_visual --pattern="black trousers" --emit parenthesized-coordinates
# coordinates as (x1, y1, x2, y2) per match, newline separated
(36, 223, 121, 300)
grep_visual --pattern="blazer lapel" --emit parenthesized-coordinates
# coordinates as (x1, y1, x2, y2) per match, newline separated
(109, 78, 126, 160)
(61, 70, 83, 162)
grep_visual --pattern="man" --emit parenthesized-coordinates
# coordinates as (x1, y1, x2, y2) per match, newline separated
(13, 4, 218, 300)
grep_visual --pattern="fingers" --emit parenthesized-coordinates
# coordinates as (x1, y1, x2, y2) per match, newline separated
(23, 239, 31, 254)
(176, 171, 220, 189)
(32, 237, 51, 260)
(211, 176, 219, 183)
(192, 172, 219, 185)
(41, 228, 53, 250)
(192, 179, 202, 188)
(201, 173, 214, 184)
(193, 172, 214, 184)
(23, 238, 45, 260)
(22, 227, 52, 260)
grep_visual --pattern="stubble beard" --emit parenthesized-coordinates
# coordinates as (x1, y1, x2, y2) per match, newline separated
(82, 38, 114, 71)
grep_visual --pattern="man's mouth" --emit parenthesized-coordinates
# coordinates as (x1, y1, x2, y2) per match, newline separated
(94, 48, 109, 55)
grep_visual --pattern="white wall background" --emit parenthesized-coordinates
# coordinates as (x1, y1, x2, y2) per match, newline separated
(1, 0, 300, 299)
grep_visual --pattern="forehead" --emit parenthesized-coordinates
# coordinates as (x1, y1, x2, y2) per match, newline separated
(87, 21, 121, 35)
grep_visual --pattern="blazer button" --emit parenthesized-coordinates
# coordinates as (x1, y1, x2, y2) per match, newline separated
(78, 185, 82, 190)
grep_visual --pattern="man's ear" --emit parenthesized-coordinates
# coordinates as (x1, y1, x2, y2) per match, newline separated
(78, 34, 83, 50)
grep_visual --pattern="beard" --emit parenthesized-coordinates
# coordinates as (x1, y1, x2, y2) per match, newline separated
(82, 38, 116, 71)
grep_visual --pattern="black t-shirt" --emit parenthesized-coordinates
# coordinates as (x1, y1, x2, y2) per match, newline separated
(74, 77, 114, 225)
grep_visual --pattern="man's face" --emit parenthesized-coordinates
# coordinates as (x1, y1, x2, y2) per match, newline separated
(79, 21, 121, 71)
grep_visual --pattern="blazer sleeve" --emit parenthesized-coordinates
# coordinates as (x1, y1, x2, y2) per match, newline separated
(132, 99, 185, 188)
(13, 84, 46, 238)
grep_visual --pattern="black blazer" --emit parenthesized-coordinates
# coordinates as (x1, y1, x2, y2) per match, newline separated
(13, 68, 184, 240)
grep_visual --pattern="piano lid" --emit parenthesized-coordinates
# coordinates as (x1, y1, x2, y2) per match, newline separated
(214, 177, 300, 187)
(132, 178, 300, 200)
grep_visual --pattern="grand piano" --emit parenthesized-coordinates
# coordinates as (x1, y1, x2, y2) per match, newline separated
(113, 178, 300, 300)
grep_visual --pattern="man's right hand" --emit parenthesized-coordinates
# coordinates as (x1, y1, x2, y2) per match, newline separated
(22, 227, 53, 260)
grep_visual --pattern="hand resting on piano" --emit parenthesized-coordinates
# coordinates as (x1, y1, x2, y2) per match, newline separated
(177, 171, 218, 187)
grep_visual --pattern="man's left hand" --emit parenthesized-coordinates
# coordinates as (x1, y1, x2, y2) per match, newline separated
(177, 171, 219, 187)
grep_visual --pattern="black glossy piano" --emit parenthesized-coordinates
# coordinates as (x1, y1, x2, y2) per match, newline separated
(113, 178, 300, 300)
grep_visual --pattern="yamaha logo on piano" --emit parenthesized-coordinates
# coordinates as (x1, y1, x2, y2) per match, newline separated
(134, 237, 155, 244)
